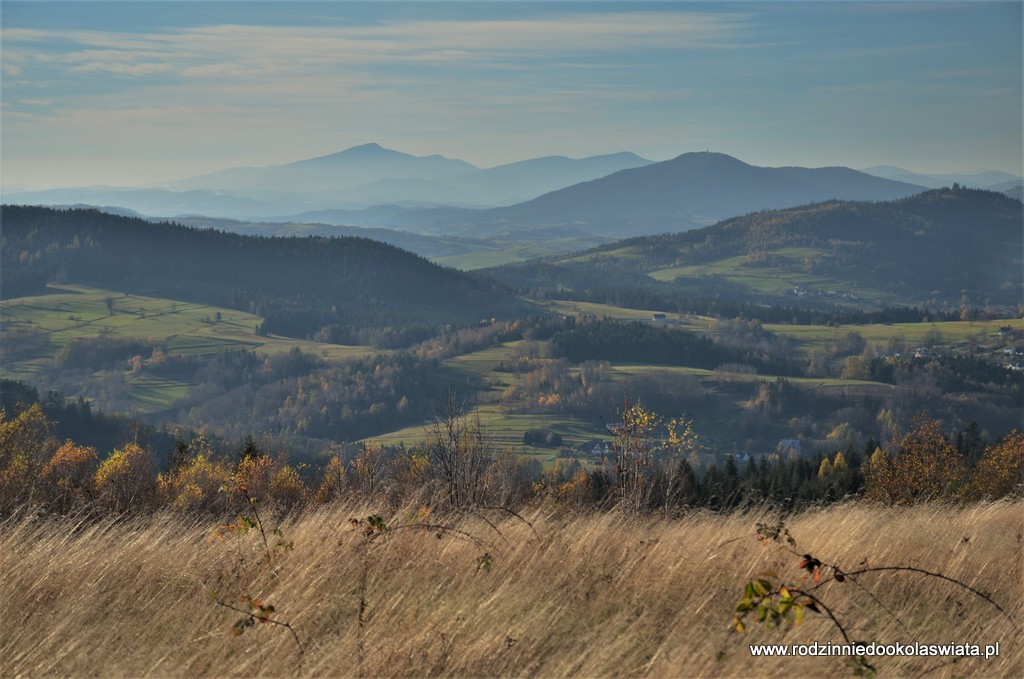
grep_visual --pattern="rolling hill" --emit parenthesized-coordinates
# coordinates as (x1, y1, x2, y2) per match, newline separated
(1, 205, 532, 345)
(484, 187, 1023, 310)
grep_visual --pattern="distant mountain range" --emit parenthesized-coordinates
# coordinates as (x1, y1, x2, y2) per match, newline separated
(861, 165, 1022, 191)
(3, 144, 652, 216)
(8, 144, 1020, 246)
(167, 144, 653, 207)
(422, 152, 928, 238)
(167, 142, 475, 191)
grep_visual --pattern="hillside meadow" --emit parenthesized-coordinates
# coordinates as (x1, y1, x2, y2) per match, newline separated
(2, 501, 1020, 678)
(1, 284, 373, 413)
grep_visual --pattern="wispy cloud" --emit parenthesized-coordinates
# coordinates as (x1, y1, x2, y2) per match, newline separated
(3, 11, 750, 79)
(1, 3, 1019, 186)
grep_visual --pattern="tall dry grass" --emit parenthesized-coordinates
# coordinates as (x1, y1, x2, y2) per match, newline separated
(1, 501, 1020, 678)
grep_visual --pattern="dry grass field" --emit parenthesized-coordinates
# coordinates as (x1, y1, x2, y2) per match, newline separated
(2, 501, 1020, 678)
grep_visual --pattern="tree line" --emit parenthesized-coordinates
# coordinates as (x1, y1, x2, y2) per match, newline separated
(1, 395, 1020, 519)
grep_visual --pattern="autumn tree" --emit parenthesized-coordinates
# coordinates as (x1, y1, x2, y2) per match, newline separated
(156, 437, 232, 512)
(313, 449, 348, 503)
(349, 441, 390, 499)
(0, 404, 59, 512)
(865, 417, 964, 504)
(233, 452, 307, 507)
(968, 431, 1024, 499)
(94, 442, 155, 512)
(41, 441, 99, 512)
(611, 398, 701, 514)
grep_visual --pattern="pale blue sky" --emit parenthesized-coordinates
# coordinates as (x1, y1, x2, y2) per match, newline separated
(2, 1, 1021, 189)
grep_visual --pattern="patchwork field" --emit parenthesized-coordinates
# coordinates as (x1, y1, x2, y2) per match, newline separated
(3, 285, 1018, 454)
(368, 307, 1022, 459)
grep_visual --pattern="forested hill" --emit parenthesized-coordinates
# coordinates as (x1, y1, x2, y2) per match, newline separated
(1, 205, 530, 345)
(484, 188, 1023, 309)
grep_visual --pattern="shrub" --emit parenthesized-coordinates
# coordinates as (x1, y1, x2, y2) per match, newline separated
(156, 441, 232, 513)
(41, 441, 99, 512)
(94, 443, 155, 512)
(968, 430, 1024, 499)
(313, 453, 348, 503)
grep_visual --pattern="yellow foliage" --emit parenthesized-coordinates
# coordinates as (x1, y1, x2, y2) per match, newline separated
(234, 454, 276, 500)
(94, 443, 154, 512)
(613, 401, 702, 513)
(832, 451, 849, 473)
(0, 404, 55, 470)
(270, 464, 306, 506)
(0, 405, 59, 509)
(556, 468, 592, 506)
(156, 451, 232, 513)
(41, 441, 98, 511)
(969, 430, 1024, 499)
(314, 454, 348, 503)
(865, 417, 964, 504)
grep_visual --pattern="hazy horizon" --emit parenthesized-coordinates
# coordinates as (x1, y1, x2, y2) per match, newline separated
(2, 1, 1021, 191)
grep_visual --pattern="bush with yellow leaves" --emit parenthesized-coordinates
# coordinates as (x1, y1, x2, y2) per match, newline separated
(612, 399, 702, 514)
(156, 438, 232, 513)
(94, 442, 155, 513)
(968, 430, 1024, 499)
(313, 452, 348, 503)
(41, 441, 99, 512)
(234, 453, 307, 508)
(865, 416, 966, 504)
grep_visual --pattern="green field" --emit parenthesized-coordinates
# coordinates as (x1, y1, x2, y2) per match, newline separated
(433, 233, 613, 270)
(372, 404, 606, 457)
(558, 245, 647, 264)
(541, 298, 1021, 359)
(648, 247, 896, 303)
(365, 303, 1015, 455)
(433, 244, 566, 270)
(765, 317, 1024, 355)
(373, 338, 611, 459)
(539, 299, 717, 330)
(611, 363, 895, 391)
(369, 334, 901, 459)
(1, 284, 373, 412)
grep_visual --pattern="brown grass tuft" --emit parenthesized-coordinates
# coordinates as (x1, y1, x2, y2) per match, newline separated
(1, 501, 1021, 677)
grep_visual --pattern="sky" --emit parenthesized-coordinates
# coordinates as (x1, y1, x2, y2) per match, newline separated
(2, 1, 1022, 189)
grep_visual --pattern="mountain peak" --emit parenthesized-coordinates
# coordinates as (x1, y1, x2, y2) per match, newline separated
(347, 142, 386, 153)
(668, 150, 749, 165)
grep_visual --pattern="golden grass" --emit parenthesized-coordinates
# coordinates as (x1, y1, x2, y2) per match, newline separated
(1, 502, 1021, 678)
